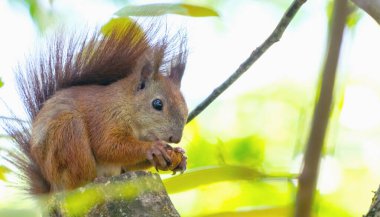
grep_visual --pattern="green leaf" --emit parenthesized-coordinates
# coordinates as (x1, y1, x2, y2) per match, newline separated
(0, 78, 3, 88)
(0, 165, 10, 181)
(115, 3, 219, 17)
(196, 206, 291, 217)
(101, 17, 144, 38)
(163, 165, 295, 194)
(346, 8, 362, 29)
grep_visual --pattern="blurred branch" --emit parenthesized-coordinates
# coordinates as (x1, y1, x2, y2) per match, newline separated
(186, 0, 307, 123)
(0, 116, 27, 123)
(351, 0, 380, 24)
(294, 1, 348, 217)
(365, 185, 380, 217)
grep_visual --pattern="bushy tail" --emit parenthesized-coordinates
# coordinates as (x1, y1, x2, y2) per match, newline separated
(3, 119, 50, 194)
(2, 20, 181, 194)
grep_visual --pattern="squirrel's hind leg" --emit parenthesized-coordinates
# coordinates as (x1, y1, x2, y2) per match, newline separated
(31, 112, 97, 191)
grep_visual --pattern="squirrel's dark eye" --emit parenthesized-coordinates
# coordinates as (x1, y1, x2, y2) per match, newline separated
(152, 99, 163, 111)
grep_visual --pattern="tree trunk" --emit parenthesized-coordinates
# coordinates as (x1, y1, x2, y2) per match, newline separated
(49, 171, 180, 217)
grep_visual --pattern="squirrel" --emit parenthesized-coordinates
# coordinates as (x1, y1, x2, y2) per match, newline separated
(3, 20, 188, 194)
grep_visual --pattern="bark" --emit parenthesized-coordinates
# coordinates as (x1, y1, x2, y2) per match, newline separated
(365, 185, 380, 217)
(49, 171, 179, 217)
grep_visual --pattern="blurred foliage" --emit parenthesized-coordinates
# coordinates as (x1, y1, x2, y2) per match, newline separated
(168, 78, 377, 216)
(199, 206, 292, 217)
(0, 79, 8, 182)
(163, 165, 295, 194)
(166, 84, 304, 216)
(0, 208, 38, 217)
(7, 0, 56, 31)
(8, 0, 363, 34)
(346, 7, 362, 29)
(0, 165, 10, 181)
(7, 0, 218, 33)
(115, 3, 219, 17)
(0, 0, 377, 217)
(184, 0, 290, 12)
(101, 17, 145, 39)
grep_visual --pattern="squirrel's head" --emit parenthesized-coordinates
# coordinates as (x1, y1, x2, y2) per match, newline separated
(121, 52, 188, 144)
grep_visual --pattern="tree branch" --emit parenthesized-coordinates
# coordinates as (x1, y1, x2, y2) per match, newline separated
(294, 1, 348, 217)
(187, 0, 307, 123)
(351, 0, 380, 24)
(49, 171, 179, 217)
(365, 185, 380, 217)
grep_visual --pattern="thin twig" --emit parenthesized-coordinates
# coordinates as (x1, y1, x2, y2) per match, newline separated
(187, 0, 307, 123)
(294, 1, 348, 217)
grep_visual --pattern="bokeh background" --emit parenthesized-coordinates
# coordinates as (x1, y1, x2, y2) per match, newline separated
(0, 0, 380, 216)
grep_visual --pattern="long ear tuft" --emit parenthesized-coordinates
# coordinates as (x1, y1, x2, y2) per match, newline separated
(141, 62, 154, 80)
(169, 33, 188, 87)
(169, 52, 187, 87)
(137, 40, 167, 90)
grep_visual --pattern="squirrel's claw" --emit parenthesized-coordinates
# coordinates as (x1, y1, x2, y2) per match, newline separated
(146, 141, 173, 171)
(164, 144, 174, 150)
(173, 147, 185, 154)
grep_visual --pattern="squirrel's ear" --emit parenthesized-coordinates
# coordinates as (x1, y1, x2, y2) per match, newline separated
(169, 52, 187, 87)
(138, 62, 154, 90)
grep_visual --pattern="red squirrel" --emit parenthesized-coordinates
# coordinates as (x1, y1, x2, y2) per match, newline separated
(3, 21, 188, 194)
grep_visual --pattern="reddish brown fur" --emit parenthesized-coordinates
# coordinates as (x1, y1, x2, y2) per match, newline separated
(4, 20, 188, 194)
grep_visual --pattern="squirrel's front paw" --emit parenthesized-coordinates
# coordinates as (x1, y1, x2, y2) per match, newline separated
(147, 143, 187, 173)
(146, 141, 172, 171)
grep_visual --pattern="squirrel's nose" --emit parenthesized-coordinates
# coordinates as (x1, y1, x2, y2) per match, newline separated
(169, 135, 181, 143)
